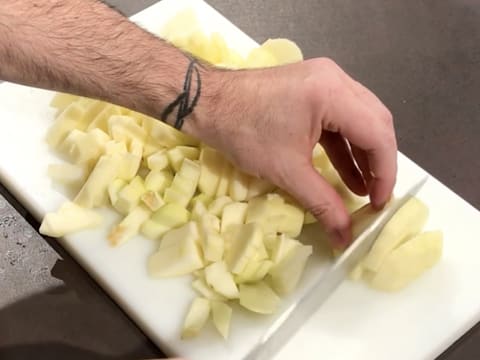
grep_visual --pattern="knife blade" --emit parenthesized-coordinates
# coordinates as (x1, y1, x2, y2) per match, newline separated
(243, 175, 429, 360)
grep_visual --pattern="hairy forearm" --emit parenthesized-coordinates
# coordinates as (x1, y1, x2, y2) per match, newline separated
(0, 0, 218, 129)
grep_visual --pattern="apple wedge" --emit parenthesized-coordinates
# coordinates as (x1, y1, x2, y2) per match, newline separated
(239, 281, 280, 314)
(181, 297, 210, 339)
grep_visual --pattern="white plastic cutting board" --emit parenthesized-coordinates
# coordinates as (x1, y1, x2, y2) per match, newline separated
(1, 0, 480, 359)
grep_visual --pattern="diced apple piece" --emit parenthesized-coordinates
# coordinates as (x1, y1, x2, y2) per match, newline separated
(75, 154, 120, 208)
(260, 38, 303, 64)
(198, 147, 224, 196)
(181, 298, 210, 339)
(369, 231, 443, 291)
(246, 195, 283, 224)
(208, 196, 233, 217)
(144, 170, 173, 193)
(229, 169, 250, 201)
(363, 197, 429, 272)
(224, 223, 265, 274)
(204, 261, 239, 299)
(147, 150, 169, 171)
(46, 103, 88, 147)
(269, 245, 312, 295)
(192, 278, 226, 301)
(108, 178, 127, 206)
(39, 201, 102, 237)
(159, 221, 199, 250)
(59, 129, 104, 165)
(87, 104, 123, 132)
(148, 231, 203, 277)
(104, 140, 128, 155)
(235, 259, 273, 284)
(164, 188, 191, 208)
(215, 161, 232, 197)
(146, 202, 190, 239)
(140, 190, 164, 211)
(167, 146, 200, 172)
(211, 301, 232, 339)
(198, 214, 224, 262)
(246, 177, 275, 199)
(244, 46, 278, 68)
(277, 203, 304, 238)
(270, 234, 302, 264)
(113, 176, 146, 214)
(50, 92, 79, 110)
(190, 193, 213, 208)
(108, 205, 151, 246)
(143, 116, 199, 148)
(191, 201, 208, 221)
(239, 281, 280, 314)
(108, 115, 147, 145)
(143, 137, 163, 158)
(117, 140, 143, 181)
(221, 202, 248, 233)
(47, 163, 87, 186)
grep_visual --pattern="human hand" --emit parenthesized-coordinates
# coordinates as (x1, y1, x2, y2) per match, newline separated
(187, 58, 397, 247)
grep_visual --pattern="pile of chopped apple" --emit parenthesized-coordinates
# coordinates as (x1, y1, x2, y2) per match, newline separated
(38, 9, 443, 341)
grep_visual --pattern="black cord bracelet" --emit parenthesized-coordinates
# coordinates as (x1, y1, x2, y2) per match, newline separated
(161, 58, 202, 130)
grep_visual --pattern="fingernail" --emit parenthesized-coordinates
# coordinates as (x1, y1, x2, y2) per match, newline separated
(329, 228, 351, 250)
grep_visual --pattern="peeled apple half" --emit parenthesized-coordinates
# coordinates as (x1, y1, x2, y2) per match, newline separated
(40, 9, 443, 342)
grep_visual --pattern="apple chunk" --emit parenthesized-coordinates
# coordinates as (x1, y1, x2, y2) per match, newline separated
(108, 205, 151, 246)
(269, 244, 312, 295)
(368, 231, 443, 291)
(204, 261, 239, 299)
(148, 224, 203, 277)
(40, 201, 102, 237)
(181, 297, 210, 339)
(239, 281, 280, 314)
(363, 197, 429, 272)
(211, 301, 232, 339)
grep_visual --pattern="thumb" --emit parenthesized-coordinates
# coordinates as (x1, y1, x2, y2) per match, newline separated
(281, 163, 352, 247)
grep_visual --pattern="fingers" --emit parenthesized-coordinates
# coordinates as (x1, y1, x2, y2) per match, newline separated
(351, 145, 373, 190)
(325, 84, 397, 208)
(320, 131, 367, 196)
(281, 161, 352, 247)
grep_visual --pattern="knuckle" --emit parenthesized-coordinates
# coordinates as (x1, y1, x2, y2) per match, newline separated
(307, 202, 334, 222)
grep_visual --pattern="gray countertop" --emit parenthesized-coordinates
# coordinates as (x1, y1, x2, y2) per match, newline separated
(1, 0, 479, 359)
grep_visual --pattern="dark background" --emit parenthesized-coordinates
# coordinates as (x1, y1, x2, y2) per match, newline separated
(1, 0, 479, 359)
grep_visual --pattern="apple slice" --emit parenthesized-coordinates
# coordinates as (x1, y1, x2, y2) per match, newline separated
(190, 193, 213, 209)
(59, 129, 104, 165)
(197, 214, 224, 263)
(40, 201, 102, 237)
(75, 154, 120, 208)
(140, 190, 165, 211)
(229, 168, 250, 201)
(192, 277, 226, 301)
(269, 234, 302, 264)
(107, 178, 127, 206)
(147, 150, 169, 171)
(260, 38, 303, 64)
(269, 244, 312, 295)
(167, 146, 200, 172)
(198, 147, 224, 196)
(211, 301, 232, 339)
(204, 261, 239, 299)
(108, 205, 151, 246)
(87, 104, 123, 133)
(208, 196, 233, 217)
(50, 92, 79, 111)
(148, 228, 203, 277)
(239, 281, 280, 314)
(234, 259, 273, 284)
(159, 221, 199, 249)
(117, 139, 143, 181)
(108, 115, 147, 145)
(181, 297, 210, 339)
(215, 161, 232, 197)
(143, 116, 199, 148)
(221, 202, 248, 233)
(224, 223, 265, 274)
(368, 231, 443, 291)
(47, 163, 87, 187)
(244, 46, 278, 68)
(144, 170, 173, 193)
(113, 176, 146, 215)
(363, 197, 429, 272)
